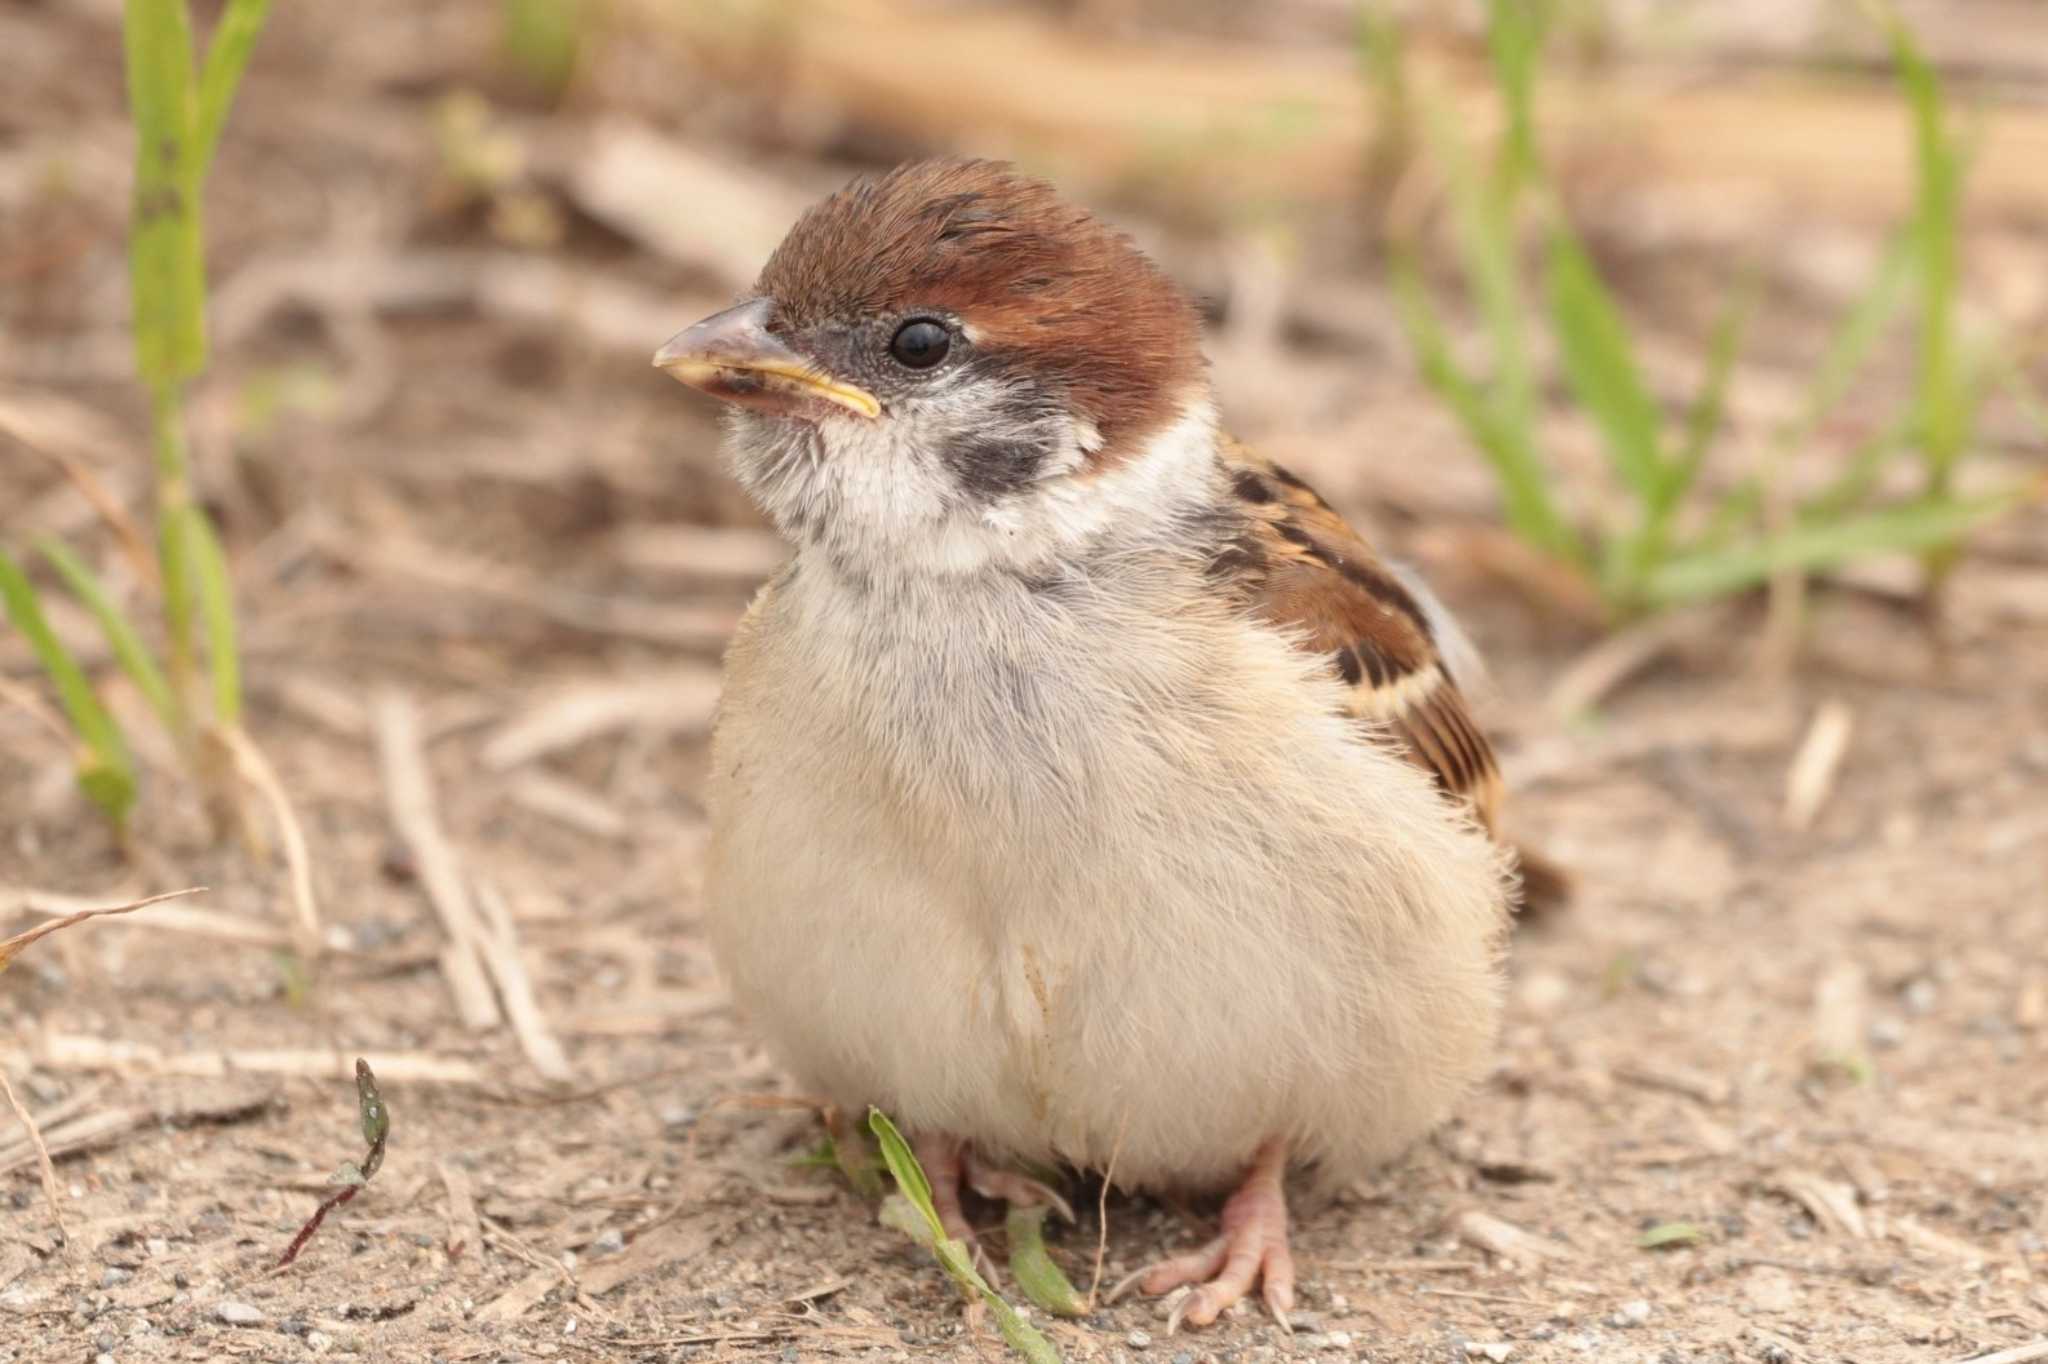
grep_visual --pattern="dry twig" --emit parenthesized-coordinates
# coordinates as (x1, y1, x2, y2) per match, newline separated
(218, 724, 322, 956)
(0, 887, 206, 971)
(481, 668, 722, 771)
(1455, 1210, 1573, 1267)
(471, 878, 575, 1083)
(1783, 699, 1855, 830)
(373, 689, 501, 1029)
(0, 1066, 65, 1248)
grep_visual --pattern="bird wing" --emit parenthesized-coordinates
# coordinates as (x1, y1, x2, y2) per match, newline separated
(1211, 439, 1505, 832)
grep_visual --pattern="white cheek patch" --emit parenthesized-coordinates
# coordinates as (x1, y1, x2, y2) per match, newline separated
(723, 389, 1220, 579)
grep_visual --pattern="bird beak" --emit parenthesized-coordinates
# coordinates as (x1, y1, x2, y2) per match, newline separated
(653, 298, 880, 420)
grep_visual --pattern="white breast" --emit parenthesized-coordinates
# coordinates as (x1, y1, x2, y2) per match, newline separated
(702, 532, 1509, 1191)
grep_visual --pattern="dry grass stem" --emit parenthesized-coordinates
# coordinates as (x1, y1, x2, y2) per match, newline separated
(218, 724, 322, 956)
(0, 1065, 66, 1247)
(0, 393, 156, 584)
(1545, 607, 1719, 719)
(472, 878, 575, 1083)
(1418, 1286, 1558, 1309)
(0, 1081, 271, 1176)
(578, 1213, 736, 1296)
(1947, 1341, 2048, 1364)
(481, 668, 722, 771)
(0, 887, 206, 970)
(609, 524, 789, 582)
(19, 897, 299, 951)
(1085, 1105, 1130, 1311)
(28, 1033, 490, 1084)
(317, 525, 739, 650)
(373, 689, 502, 1030)
(1455, 1210, 1572, 1267)
(1611, 1060, 1732, 1107)
(439, 1158, 484, 1265)
(507, 771, 631, 841)
(1770, 1170, 1869, 1238)
(1783, 699, 1855, 830)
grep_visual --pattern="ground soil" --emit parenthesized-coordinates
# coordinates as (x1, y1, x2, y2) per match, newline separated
(3, 3, 2045, 1362)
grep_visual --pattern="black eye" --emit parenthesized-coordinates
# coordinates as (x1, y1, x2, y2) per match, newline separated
(889, 319, 951, 370)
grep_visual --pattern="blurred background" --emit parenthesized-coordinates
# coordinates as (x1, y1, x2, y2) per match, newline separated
(2, 1, 2045, 1360)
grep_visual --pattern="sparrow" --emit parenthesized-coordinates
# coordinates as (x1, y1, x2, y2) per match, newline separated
(655, 159, 1533, 1331)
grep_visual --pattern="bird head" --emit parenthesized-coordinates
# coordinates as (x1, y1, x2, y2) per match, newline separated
(654, 159, 1211, 576)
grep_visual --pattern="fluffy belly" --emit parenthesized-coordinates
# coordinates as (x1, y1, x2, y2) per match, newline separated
(702, 688, 1506, 1191)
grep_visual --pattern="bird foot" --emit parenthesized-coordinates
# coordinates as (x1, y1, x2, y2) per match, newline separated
(964, 1149, 1075, 1223)
(912, 1132, 983, 1251)
(1112, 1139, 1296, 1332)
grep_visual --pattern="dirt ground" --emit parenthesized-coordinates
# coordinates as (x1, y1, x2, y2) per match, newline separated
(3, 2, 2046, 1362)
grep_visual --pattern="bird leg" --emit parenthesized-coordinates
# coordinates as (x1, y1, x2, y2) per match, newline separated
(963, 1148, 1075, 1223)
(911, 1132, 980, 1249)
(1118, 1138, 1296, 1332)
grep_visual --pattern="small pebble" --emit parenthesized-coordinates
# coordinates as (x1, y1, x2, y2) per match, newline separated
(1286, 1310, 1325, 1332)
(306, 1330, 333, 1353)
(1326, 1331, 1354, 1349)
(590, 1228, 625, 1256)
(1127, 1328, 1153, 1349)
(1466, 1344, 1515, 1362)
(215, 1301, 265, 1326)
(99, 1268, 130, 1288)
(1295, 1334, 1330, 1351)
(1611, 1299, 1652, 1327)
(1902, 978, 1938, 1015)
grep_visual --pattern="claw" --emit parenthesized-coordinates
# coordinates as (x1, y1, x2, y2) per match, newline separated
(1127, 1139, 1296, 1332)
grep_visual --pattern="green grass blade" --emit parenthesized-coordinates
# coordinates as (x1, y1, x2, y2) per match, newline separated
(1006, 1205, 1085, 1318)
(1802, 410, 1913, 521)
(1483, 0, 1544, 196)
(1997, 353, 2048, 442)
(35, 537, 177, 730)
(1418, 87, 1537, 444)
(195, 0, 275, 178)
(868, 1110, 1062, 1364)
(1877, 0, 1968, 491)
(1788, 223, 1918, 453)
(169, 504, 242, 726)
(1545, 224, 1665, 502)
(1670, 270, 1758, 502)
(1646, 489, 2028, 606)
(1393, 251, 1582, 565)
(502, 0, 583, 93)
(868, 1109, 939, 1238)
(1605, 275, 1756, 611)
(0, 547, 138, 830)
(123, 0, 207, 389)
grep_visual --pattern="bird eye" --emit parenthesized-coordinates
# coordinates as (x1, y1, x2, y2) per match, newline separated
(888, 319, 951, 370)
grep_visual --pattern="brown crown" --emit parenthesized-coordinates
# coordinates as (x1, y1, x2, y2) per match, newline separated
(757, 159, 1206, 463)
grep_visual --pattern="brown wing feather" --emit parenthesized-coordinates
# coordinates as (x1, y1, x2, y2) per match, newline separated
(1213, 440, 1505, 832)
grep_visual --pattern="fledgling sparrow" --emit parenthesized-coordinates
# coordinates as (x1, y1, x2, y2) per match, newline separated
(656, 159, 1543, 1331)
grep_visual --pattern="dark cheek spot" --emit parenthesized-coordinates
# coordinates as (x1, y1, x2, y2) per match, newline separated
(1333, 646, 1363, 686)
(948, 436, 1051, 501)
